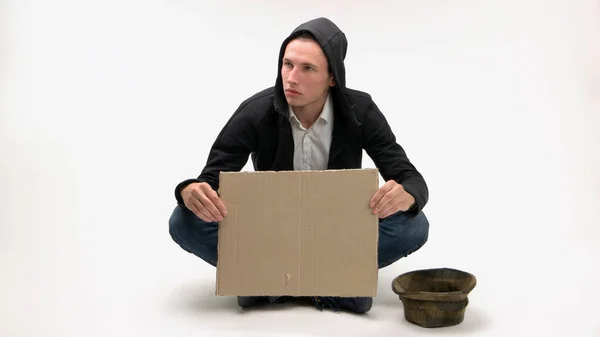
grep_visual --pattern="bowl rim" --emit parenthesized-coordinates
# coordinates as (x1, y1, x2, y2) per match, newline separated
(391, 267, 477, 300)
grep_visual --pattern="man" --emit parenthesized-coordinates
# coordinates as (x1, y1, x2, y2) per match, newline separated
(168, 17, 430, 314)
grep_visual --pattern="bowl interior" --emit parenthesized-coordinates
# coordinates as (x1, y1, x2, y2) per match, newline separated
(393, 268, 476, 295)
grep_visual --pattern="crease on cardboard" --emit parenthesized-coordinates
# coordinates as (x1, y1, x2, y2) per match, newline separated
(313, 172, 321, 294)
(297, 172, 302, 293)
(235, 206, 240, 293)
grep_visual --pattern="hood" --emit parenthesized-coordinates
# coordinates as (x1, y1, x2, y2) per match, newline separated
(273, 17, 360, 129)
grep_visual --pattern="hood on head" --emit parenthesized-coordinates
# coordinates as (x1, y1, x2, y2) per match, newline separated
(273, 17, 358, 127)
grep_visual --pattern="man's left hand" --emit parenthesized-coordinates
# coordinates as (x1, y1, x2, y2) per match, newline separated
(370, 180, 415, 218)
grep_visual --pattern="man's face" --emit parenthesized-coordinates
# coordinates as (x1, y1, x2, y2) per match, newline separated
(281, 38, 335, 108)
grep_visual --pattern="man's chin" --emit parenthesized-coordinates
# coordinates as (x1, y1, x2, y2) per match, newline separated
(285, 97, 304, 106)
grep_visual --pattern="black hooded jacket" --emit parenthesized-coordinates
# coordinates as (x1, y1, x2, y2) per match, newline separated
(174, 17, 428, 217)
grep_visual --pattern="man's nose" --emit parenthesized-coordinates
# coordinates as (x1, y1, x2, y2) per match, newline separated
(287, 68, 298, 84)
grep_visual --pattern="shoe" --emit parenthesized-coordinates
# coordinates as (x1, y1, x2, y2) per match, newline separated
(313, 296, 373, 313)
(237, 296, 289, 308)
(237, 296, 266, 308)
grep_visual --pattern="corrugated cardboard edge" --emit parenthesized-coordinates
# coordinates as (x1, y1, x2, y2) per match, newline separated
(214, 168, 380, 296)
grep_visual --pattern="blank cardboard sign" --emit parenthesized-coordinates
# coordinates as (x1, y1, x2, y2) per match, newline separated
(215, 168, 379, 297)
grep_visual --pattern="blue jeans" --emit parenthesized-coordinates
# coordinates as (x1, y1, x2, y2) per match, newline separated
(169, 205, 429, 270)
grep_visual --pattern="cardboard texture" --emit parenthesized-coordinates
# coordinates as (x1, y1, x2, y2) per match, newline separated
(216, 168, 380, 297)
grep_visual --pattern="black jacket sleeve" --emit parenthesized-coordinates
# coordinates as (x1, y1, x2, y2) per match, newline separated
(174, 106, 257, 207)
(361, 101, 429, 217)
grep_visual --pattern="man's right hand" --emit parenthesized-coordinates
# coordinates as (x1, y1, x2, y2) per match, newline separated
(181, 182, 227, 222)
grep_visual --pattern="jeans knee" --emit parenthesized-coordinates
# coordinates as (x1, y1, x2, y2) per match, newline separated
(168, 205, 187, 246)
(168, 205, 219, 266)
(168, 205, 200, 252)
(414, 211, 430, 245)
(377, 210, 430, 268)
(405, 212, 429, 254)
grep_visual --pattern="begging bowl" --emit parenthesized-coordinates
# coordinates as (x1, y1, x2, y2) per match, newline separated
(391, 268, 477, 328)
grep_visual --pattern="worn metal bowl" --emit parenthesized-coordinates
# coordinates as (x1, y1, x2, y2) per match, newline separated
(391, 268, 477, 328)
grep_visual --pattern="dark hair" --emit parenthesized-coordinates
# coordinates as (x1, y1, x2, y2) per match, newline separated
(288, 30, 333, 75)
(290, 30, 317, 41)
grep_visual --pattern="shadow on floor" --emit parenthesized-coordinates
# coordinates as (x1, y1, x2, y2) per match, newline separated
(164, 277, 488, 335)
(164, 277, 381, 316)
(165, 278, 376, 315)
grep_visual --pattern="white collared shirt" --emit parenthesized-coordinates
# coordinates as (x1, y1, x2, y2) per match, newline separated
(288, 93, 334, 171)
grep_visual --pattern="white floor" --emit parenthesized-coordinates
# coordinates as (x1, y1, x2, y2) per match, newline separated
(2, 0, 600, 336)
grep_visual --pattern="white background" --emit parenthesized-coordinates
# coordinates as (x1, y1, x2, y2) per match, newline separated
(1, 0, 599, 336)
